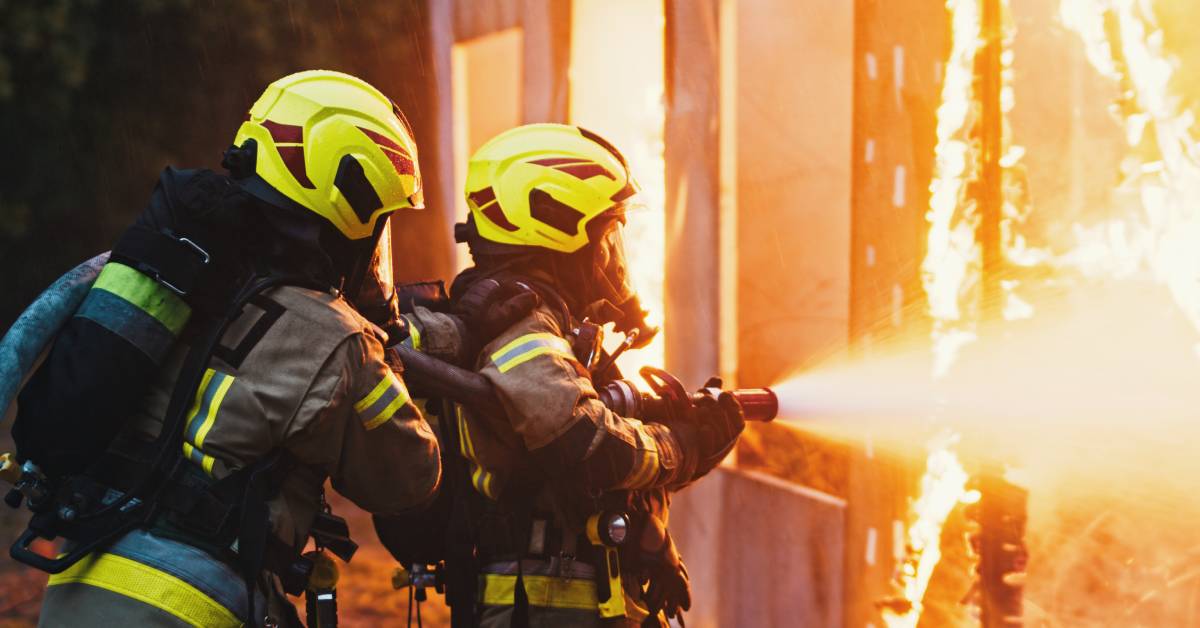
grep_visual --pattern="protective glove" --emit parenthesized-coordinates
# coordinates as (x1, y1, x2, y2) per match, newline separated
(453, 278, 542, 341)
(669, 380, 746, 482)
(639, 514, 691, 623)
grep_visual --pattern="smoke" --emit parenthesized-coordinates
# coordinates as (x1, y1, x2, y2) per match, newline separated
(771, 279, 1200, 623)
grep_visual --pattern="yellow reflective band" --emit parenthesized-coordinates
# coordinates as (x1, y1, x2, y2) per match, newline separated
(202, 453, 216, 476)
(48, 552, 240, 627)
(456, 405, 496, 499)
(194, 375, 234, 448)
(622, 447, 659, 489)
(93, 263, 191, 335)
(186, 370, 216, 427)
(472, 467, 485, 493)
(482, 469, 495, 499)
(456, 406, 476, 460)
(181, 443, 218, 477)
(470, 464, 497, 500)
(183, 369, 234, 478)
(480, 573, 598, 611)
(355, 375, 393, 414)
(363, 383, 411, 431)
(490, 333, 575, 373)
(403, 314, 422, 351)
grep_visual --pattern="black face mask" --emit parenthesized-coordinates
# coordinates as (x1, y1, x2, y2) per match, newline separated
(560, 219, 658, 348)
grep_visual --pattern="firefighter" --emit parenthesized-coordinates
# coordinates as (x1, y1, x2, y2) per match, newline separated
(23, 70, 445, 627)
(429, 123, 746, 627)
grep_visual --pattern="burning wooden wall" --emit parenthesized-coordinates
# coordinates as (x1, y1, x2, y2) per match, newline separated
(848, 3, 948, 628)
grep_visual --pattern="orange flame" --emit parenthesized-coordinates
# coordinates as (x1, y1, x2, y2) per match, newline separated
(569, 0, 666, 384)
(889, 0, 1017, 624)
(886, 435, 980, 628)
(1060, 0, 1200, 340)
(923, 0, 984, 380)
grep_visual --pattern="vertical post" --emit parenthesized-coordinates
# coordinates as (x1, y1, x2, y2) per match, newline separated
(977, 470, 1027, 628)
(717, 0, 739, 388)
(663, 3, 726, 625)
(976, 0, 1003, 324)
(664, 0, 721, 389)
(975, 3, 1026, 627)
(977, 0, 1003, 321)
(425, 0, 459, 278)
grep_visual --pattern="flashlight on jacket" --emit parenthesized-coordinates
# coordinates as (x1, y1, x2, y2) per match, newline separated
(585, 511, 631, 619)
(586, 511, 631, 548)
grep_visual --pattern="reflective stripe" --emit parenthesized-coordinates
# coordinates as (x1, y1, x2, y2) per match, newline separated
(47, 552, 240, 627)
(76, 288, 179, 363)
(490, 333, 575, 373)
(183, 369, 235, 476)
(354, 376, 392, 413)
(103, 529, 252, 618)
(471, 464, 495, 499)
(480, 573, 598, 611)
(456, 405, 496, 499)
(622, 447, 659, 489)
(92, 262, 190, 334)
(356, 372, 411, 431)
(402, 314, 422, 351)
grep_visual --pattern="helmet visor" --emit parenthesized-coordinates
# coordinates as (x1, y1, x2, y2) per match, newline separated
(352, 217, 399, 326)
(593, 220, 635, 307)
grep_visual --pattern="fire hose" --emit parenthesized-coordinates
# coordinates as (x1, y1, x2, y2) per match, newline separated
(389, 345, 779, 424)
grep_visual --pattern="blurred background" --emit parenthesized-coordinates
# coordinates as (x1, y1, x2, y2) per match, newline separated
(5, 0, 1200, 626)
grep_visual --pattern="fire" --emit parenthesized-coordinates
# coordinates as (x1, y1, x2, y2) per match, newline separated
(893, 0, 1200, 624)
(1059, 0, 1200, 340)
(922, 0, 983, 380)
(886, 436, 979, 628)
(569, 0, 666, 382)
(890, 0, 1018, 624)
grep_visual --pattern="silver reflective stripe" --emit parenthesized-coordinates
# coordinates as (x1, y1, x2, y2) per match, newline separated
(105, 529, 255, 618)
(360, 381, 402, 424)
(76, 287, 178, 364)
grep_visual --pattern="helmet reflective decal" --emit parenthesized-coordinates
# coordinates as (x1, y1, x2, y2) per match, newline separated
(468, 187, 518, 232)
(262, 119, 304, 143)
(529, 157, 615, 181)
(263, 120, 314, 188)
(357, 126, 416, 175)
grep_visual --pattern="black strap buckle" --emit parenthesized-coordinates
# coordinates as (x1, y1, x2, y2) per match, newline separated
(156, 236, 210, 296)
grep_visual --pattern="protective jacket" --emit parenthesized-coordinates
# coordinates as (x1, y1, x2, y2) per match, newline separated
(420, 297, 690, 628)
(39, 284, 440, 627)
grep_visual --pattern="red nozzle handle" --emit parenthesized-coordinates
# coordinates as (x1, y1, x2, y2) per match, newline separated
(720, 388, 778, 422)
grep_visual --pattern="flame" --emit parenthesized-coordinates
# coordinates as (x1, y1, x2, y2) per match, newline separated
(894, 0, 1200, 624)
(922, 0, 984, 379)
(1059, 0, 1200, 341)
(569, 0, 666, 383)
(890, 0, 1018, 624)
(887, 436, 978, 628)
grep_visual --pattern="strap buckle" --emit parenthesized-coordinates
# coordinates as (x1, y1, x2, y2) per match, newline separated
(157, 236, 210, 296)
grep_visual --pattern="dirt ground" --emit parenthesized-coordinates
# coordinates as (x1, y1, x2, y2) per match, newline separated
(0, 491, 450, 627)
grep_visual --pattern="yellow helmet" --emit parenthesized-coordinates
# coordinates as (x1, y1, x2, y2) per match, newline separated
(465, 123, 639, 253)
(232, 70, 423, 241)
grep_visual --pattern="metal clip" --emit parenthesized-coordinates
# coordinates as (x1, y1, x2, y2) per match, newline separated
(157, 236, 211, 296)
